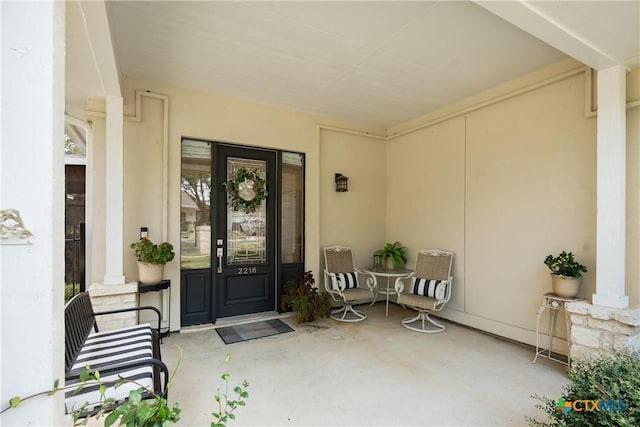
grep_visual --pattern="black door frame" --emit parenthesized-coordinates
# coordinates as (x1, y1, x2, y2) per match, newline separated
(180, 138, 305, 326)
(213, 143, 277, 319)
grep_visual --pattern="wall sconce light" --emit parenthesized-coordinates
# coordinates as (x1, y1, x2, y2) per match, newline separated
(335, 173, 349, 192)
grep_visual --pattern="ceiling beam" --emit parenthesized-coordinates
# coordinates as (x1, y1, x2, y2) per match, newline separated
(474, 0, 620, 71)
(78, 0, 121, 96)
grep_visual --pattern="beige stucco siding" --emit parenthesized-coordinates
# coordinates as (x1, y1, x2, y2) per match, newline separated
(319, 129, 386, 270)
(105, 62, 638, 339)
(386, 117, 466, 312)
(464, 73, 596, 335)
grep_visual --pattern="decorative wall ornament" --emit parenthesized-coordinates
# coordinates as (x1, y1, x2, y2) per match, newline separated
(223, 167, 268, 213)
(0, 209, 34, 244)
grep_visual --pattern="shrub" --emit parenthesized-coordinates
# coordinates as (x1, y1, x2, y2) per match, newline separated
(280, 271, 331, 323)
(528, 350, 640, 427)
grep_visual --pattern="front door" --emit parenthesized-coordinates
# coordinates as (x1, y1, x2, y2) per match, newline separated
(214, 144, 277, 318)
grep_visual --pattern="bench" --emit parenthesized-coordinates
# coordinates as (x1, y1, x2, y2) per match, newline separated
(64, 292, 169, 415)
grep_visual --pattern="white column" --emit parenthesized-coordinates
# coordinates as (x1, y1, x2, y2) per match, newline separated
(593, 66, 629, 309)
(0, 1, 66, 425)
(103, 95, 126, 285)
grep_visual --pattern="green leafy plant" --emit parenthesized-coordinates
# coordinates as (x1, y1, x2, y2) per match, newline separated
(130, 238, 176, 265)
(544, 251, 587, 278)
(1, 365, 181, 426)
(280, 271, 331, 323)
(2, 349, 249, 427)
(101, 389, 181, 427)
(211, 354, 250, 427)
(527, 350, 640, 427)
(374, 241, 407, 269)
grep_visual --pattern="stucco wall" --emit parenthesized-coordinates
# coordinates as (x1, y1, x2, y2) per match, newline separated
(123, 95, 165, 280)
(102, 61, 638, 344)
(386, 63, 639, 350)
(386, 117, 466, 311)
(464, 71, 596, 339)
(117, 78, 385, 329)
(319, 129, 387, 273)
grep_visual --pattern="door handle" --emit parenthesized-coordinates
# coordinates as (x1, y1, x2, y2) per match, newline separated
(217, 247, 223, 273)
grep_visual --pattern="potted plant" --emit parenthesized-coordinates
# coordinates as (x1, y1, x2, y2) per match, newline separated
(280, 271, 331, 323)
(130, 238, 175, 284)
(543, 251, 587, 297)
(375, 242, 408, 270)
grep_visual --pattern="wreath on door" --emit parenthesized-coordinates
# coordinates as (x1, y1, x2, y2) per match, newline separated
(223, 167, 268, 213)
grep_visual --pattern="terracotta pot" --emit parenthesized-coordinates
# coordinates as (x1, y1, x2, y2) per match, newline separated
(137, 261, 164, 284)
(550, 273, 581, 298)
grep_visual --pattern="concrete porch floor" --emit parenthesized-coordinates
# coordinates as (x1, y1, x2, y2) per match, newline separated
(160, 303, 568, 426)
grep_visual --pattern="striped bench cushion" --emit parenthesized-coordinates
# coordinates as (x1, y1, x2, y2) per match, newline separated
(330, 272, 358, 290)
(65, 324, 154, 413)
(411, 277, 446, 299)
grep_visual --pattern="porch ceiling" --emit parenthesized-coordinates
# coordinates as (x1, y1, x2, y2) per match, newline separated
(68, 1, 639, 129)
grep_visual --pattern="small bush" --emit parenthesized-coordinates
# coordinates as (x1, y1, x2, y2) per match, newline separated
(528, 350, 640, 427)
(280, 271, 331, 323)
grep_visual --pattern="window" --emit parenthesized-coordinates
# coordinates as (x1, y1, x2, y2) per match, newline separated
(180, 139, 212, 269)
(281, 152, 304, 264)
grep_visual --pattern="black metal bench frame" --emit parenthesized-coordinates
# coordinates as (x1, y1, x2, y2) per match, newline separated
(64, 292, 169, 414)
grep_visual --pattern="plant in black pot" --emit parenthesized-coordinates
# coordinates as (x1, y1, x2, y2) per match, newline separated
(130, 238, 175, 284)
(374, 241, 408, 270)
(544, 251, 587, 298)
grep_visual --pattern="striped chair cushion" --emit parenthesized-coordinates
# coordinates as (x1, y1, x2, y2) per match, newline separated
(330, 272, 358, 290)
(411, 277, 446, 299)
(65, 324, 154, 413)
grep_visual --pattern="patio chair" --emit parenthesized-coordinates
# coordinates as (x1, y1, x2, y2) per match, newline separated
(323, 245, 377, 322)
(395, 249, 453, 333)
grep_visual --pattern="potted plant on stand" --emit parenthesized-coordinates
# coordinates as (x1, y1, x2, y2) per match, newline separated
(544, 251, 588, 298)
(130, 238, 175, 284)
(375, 242, 408, 270)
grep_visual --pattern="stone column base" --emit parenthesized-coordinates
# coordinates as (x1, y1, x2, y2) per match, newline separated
(566, 301, 640, 360)
(88, 282, 138, 332)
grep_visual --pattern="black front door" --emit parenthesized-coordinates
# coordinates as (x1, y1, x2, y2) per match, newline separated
(214, 144, 277, 318)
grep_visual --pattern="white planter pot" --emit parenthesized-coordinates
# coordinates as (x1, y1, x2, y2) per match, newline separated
(550, 273, 581, 298)
(384, 257, 395, 270)
(137, 261, 164, 284)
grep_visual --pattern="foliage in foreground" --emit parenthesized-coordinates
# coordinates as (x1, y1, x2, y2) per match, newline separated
(527, 350, 640, 427)
(2, 350, 249, 427)
(212, 355, 250, 427)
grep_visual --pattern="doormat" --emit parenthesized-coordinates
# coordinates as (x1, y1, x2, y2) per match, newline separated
(216, 319, 294, 345)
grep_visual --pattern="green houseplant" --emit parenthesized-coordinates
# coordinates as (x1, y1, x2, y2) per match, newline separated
(544, 251, 587, 297)
(280, 271, 331, 323)
(130, 238, 175, 284)
(375, 242, 407, 270)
